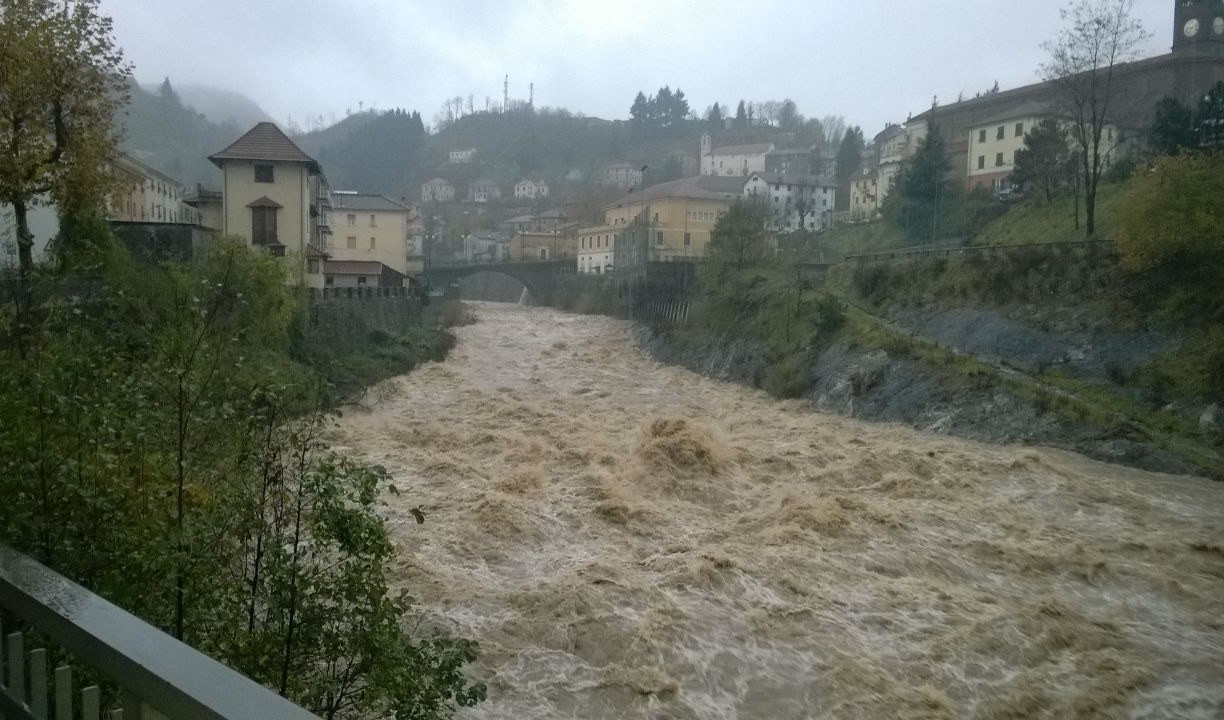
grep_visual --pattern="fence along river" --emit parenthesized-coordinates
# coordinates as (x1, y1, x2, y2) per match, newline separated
(327, 302, 1224, 719)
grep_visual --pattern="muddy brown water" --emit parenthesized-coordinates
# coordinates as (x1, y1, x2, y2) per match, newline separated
(327, 302, 1224, 719)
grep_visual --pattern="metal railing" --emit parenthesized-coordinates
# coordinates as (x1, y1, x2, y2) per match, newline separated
(0, 544, 319, 720)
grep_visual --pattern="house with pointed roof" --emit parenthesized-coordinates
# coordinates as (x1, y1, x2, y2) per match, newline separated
(208, 122, 329, 286)
(700, 133, 775, 177)
(328, 191, 413, 282)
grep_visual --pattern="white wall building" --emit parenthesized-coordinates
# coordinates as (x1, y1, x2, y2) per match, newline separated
(700, 133, 774, 177)
(743, 172, 836, 232)
(577, 225, 617, 275)
(448, 148, 477, 164)
(421, 177, 455, 203)
(514, 179, 550, 199)
(597, 163, 642, 189)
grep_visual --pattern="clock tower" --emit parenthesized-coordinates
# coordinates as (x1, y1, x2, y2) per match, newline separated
(1172, 0, 1224, 58)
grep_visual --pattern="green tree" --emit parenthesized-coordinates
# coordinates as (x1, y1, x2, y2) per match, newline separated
(1041, 0, 1148, 236)
(834, 126, 865, 210)
(778, 99, 801, 132)
(707, 102, 724, 129)
(0, 0, 131, 284)
(887, 125, 950, 241)
(1149, 97, 1195, 155)
(734, 100, 749, 129)
(1012, 118, 1074, 202)
(707, 199, 772, 272)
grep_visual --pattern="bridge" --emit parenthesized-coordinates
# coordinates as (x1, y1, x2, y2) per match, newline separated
(418, 258, 575, 304)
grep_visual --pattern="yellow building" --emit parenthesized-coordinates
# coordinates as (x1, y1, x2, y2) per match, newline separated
(208, 122, 328, 286)
(965, 103, 1124, 196)
(602, 176, 743, 265)
(110, 153, 201, 225)
(329, 192, 414, 278)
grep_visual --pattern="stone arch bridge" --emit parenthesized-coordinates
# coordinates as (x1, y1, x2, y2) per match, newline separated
(418, 259, 575, 305)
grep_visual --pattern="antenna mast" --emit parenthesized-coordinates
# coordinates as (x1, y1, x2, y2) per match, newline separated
(503, 75, 509, 112)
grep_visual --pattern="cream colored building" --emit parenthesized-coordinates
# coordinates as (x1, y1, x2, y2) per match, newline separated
(329, 192, 413, 277)
(849, 167, 880, 222)
(965, 104, 1123, 195)
(577, 225, 617, 274)
(184, 187, 223, 232)
(208, 122, 327, 285)
(603, 175, 744, 263)
(597, 163, 643, 189)
(110, 153, 201, 225)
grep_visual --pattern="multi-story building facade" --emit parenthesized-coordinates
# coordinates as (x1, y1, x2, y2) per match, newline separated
(208, 122, 328, 286)
(577, 225, 617, 274)
(328, 192, 414, 278)
(468, 180, 501, 203)
(184, 186, 223, 232)
(965, 104, 1123, 196)
(743, 172, 836, 232)
(848, 166, 880, 222)
(421, 178, 455, 203)
(110, 153, 201, 225)
(597, 163, 643, 189)
(764, 148, 813, 175)
(513, 179, 550, 199)
(700, 134, 774, 176)
(603, 175, 744, 265)
(448, 148, 477, 164)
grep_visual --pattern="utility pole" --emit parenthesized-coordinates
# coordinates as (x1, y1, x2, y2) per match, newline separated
(503, 74, 509, 112)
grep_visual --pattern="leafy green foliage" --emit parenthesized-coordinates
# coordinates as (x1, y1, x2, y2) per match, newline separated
(1149, 97, 1196, 155)
(629, 86, 690, 134)
(1012, 118, 1075, 202)
(0, 240, 483, 718)
(885, 126, 951, 241)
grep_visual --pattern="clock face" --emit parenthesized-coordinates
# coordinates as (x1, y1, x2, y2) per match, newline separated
(1214, 16, 1224, 35)
(1184, 18, 1199, 37)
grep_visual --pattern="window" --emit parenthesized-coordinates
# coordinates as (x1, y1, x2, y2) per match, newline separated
(357, 276, 367, 286)
(347, 236, 357, 249)
(977, 155, 985, 170)
(1015, 122, 1024, 137)
(995, 152, 1004, 167)
(369, 237, 376, 250)
(653, 213, 659, 222)
(307, 259, 320, 274)
(369, 214, 376, 227)
(979, 129, 986, 143)
(251, 206, 277, 245)
(655, 231, 664, 245)
(684, 232, 691, 246)
(347, 213, 356, 226)
(996, 126, 1005, 140)
(254, 164, 274, 183)
(325, 275, 334, 286)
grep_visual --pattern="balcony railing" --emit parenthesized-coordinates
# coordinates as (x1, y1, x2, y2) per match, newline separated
(0, 544, 319, 720)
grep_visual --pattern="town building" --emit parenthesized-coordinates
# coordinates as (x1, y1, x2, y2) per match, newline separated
(848, 165, 880, 222)
(513, 179, 550, 199)
(700, 133, 774, 176)
(321, 259, 406, 288)
(421, 178, 455, 203)
(603, 175, 745, 265)
(576, 225, 617, 274)
(665, 151, 700, 177)
(764, 148, 813, 175)
(463, 232, 510, 262)
(329, 192, 414, 277)
(965, 104, 1124, 196)
(907, 0, 1224, 185)
(184, 186, 223, 232)
(110, 153, 201, 225)
(509, 227, 580, 261)
(502, 214, 535, 234)
(448, 148, 477, 164)
(468, 179, 502, 203)
(208, 122, 329, 285)
(597, 163, 643, 190)
(743, 172, 837, 232)
(0, 199, 58, 268)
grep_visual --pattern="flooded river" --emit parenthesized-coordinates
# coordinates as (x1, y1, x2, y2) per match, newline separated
(328, 303, 1224, 719)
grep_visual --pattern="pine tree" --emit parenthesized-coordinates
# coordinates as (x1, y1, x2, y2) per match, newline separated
(708, 102, 723, 129)
(734, 100, 748, 129)
(1012, 118, 1074, 202)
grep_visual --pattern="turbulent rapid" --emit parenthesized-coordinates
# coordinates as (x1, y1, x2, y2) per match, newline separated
(327, 303, 1224, 719)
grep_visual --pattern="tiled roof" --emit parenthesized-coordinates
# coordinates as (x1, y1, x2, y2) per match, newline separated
(323, 260, 386, 275)
(749, 171, 837, 188)
(711, 142, 774, 156)
(209, 122, 319, 172)
(246, 196, 283, 209)
(607, 175, 747, 208)
(330, 192, 410, 212)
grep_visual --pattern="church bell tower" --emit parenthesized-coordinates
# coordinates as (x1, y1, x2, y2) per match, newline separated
(1172, 0, 1224, 58)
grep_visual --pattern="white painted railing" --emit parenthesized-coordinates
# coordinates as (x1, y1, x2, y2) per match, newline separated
(0, 545, 319, 720)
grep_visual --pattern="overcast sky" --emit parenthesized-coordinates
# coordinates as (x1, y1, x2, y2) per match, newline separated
(100, 0, 1174, 134)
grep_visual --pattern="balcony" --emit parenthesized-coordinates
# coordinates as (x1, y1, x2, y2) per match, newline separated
(0, 544, 319, 720)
